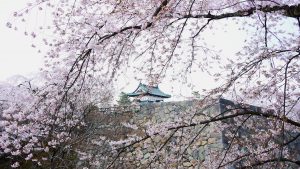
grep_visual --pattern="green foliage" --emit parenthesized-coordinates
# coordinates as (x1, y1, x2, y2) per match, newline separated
(117, 92, 131, 106)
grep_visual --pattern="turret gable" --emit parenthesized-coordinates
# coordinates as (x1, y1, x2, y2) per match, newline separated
(127, 83, 171, 102)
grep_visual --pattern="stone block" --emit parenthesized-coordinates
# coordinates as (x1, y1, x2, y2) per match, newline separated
(187, 148, 193, 155)
(190, 159, 197, 166)
(208, 143, 223, 149)
(198, 147, 205, 161)
(170, 163, 177, 168)
(141, 159, 147, 164)
(208, 138, 216, 144)
(133, 143, 141, 148)
(144, 153, 151, 159)
(210, 132, 220, 138)
(183, 162, 192, 167)
(195, 140, 202, 146)
(201, 141, 207, 145)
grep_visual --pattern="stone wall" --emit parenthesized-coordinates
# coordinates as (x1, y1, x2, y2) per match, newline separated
(76, 99, 300, 169)
(130, 101, 224, 168)
(75, 100, 227, 168)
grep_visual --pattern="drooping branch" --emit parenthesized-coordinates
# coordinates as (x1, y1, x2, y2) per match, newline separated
(241, 157, 300, 168)
(97, 0, 171, 44)
(220, 133, 300, 168)
(181, 4, 300, 20)
(97, 3, 300, 45)
(217, 115, 253, 169)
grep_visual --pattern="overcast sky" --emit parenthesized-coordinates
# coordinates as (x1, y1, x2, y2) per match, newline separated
(0, 0, 44, 81)
(0, 1, 247, 100)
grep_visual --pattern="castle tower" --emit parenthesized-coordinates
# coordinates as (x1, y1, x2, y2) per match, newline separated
(127, 83, 171, 103)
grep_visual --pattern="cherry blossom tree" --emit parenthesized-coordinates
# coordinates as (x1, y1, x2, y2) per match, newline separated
(3, 0, 300, 168)
(0, 71, 113, 168)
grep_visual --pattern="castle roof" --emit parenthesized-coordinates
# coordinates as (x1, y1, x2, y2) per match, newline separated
(127, 83, 171, 98)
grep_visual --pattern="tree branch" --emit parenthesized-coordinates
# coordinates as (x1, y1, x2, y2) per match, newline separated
(181, 4, 300, 20)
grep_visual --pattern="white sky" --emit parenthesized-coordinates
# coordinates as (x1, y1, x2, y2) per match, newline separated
(0, 1, 247, 101)
(0, 0, 44, 81)
(117, 22, 247, 100)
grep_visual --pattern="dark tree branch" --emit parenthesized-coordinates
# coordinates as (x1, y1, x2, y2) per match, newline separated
(220, 133, 300, 168)
(241, 157, 300, 168)
(181, 4, 300, 20)
(94, 3, 300, 47)
(217, 115, 253, 169)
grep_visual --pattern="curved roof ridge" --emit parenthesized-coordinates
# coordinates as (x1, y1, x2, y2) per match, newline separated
(127, 83, 171, 98)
